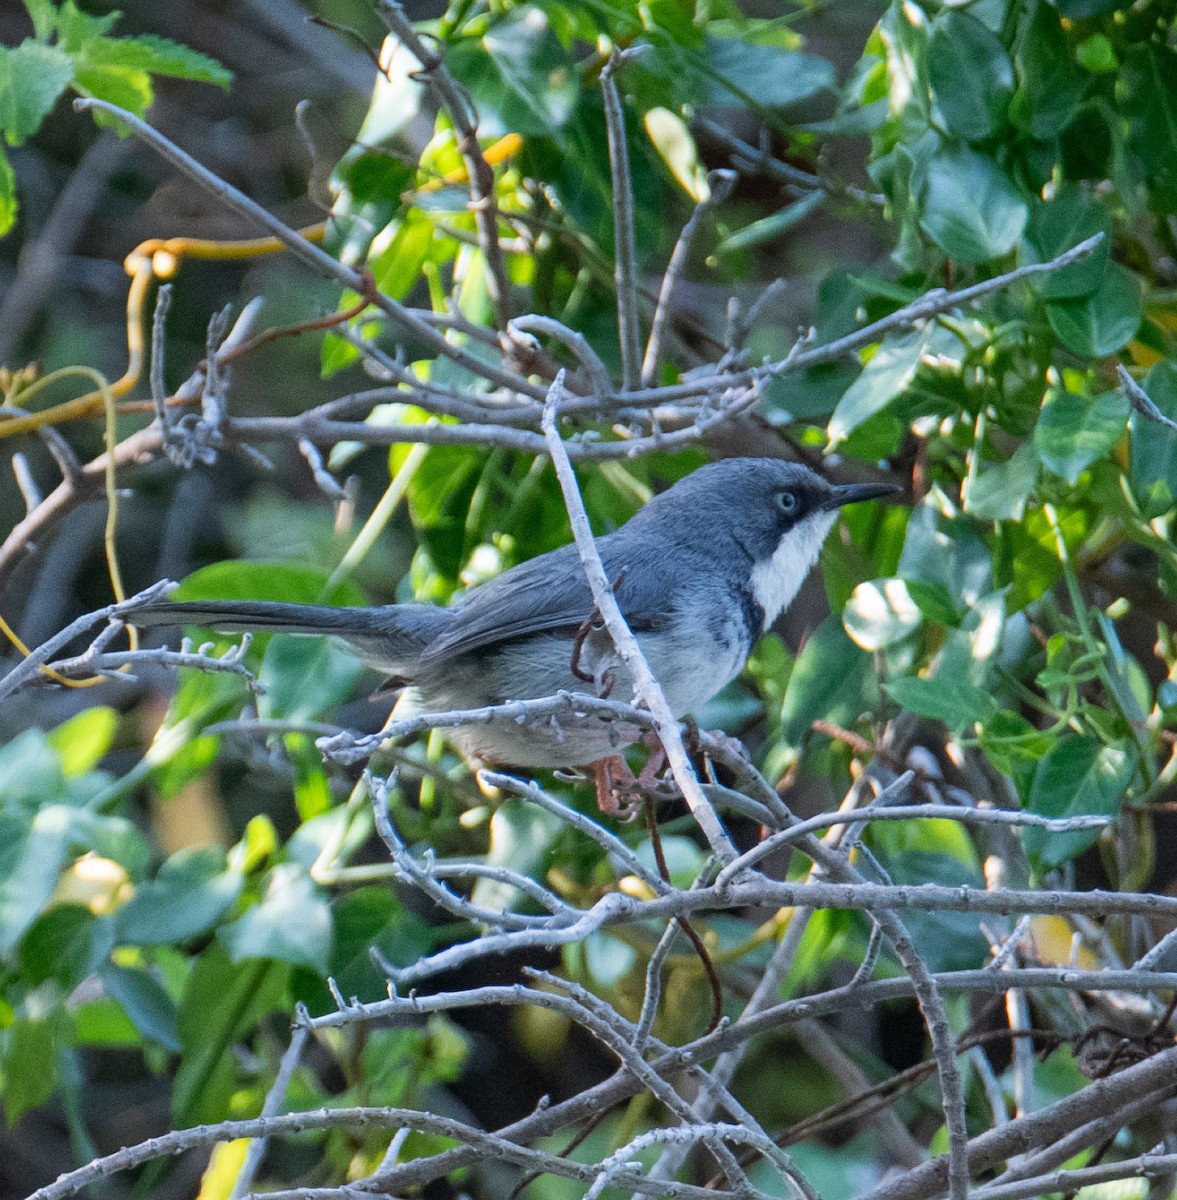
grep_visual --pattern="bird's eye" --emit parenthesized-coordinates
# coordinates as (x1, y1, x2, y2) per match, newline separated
(777, 490, 799, 515)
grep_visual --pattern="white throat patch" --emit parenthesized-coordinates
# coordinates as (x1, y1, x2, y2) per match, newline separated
(749, 512, 838, 628)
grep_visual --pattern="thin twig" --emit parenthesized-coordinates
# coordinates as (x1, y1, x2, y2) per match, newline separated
(600, 50, 643, 391)
(642, 169, 737, 387)
(540, 372, 736, 863)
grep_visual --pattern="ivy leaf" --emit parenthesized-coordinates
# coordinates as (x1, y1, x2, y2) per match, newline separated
(778, 615, 878, 752)
(698, 36, 835, 109)
(0, 805, 72, 956)
(101, 963, 181, 1051)
(218, 865, 333, 973)
(842, 577, 922, 652)
(1130, 361, 1177, 516)
(1023, 737, 1135, 871)
(0, 40, 73, 146)
(1034, 387, 1129, 484)
(1046, 263, 1142, 357)
(966, 442, 1039, 521)
(114, 846, 243, 946)
(827, 327, 932, 447)
(927, 11, 1014, 142)
(447, 8, 577, 136)
(918, 142, 1028, 262)
(1020, 186, 1110, 301)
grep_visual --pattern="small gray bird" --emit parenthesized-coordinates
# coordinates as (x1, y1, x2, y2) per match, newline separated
(136, 458, 897, 807)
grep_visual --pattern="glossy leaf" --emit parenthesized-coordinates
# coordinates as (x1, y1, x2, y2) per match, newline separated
(1020, 187, 1109, 301)
(778, 615, 878, 751)
(898, 503, 992, 625)
(1023, 737, 1136, 871)
(919, 142, 1028, 262)
(827, 327, 932, 447)
(1046, 263, 1142, 359)
(114, 846, 243, 946)
(47, 707, 117, 777)
(699, 36, 835, 109)
(1130, 362, 1177, 516)
(1034, 387, 1129, 484)
(101, 963, 181, 1051)
(842, 577, 922, 652)
(927, 12, 1014, 142)
(966, 443, 1039, 521)
(218, 865, 333, 973)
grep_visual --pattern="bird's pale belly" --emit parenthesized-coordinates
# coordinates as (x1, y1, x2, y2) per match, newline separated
(403, 620, 750, 770)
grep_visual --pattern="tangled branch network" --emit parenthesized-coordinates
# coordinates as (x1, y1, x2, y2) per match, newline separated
(4, 16, 1166, 1200)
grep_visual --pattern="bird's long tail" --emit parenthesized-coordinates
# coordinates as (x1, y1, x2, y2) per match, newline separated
(133, 600, 451, 675)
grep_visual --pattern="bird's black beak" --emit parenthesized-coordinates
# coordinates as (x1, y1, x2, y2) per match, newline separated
(823, 480, 903, 510)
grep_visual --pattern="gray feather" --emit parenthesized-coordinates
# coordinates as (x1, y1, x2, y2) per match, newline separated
(134, 600, 452, 674)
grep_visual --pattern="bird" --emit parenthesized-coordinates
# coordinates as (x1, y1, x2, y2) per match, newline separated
(135, 458, 898, 812)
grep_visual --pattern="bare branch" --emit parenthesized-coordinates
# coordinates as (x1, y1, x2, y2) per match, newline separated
(541, 373, 737, 862)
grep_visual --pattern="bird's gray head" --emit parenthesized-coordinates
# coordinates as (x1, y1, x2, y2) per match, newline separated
(632, 457, 899, 630)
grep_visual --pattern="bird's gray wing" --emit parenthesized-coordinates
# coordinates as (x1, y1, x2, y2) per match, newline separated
(419, 538, 674, 666)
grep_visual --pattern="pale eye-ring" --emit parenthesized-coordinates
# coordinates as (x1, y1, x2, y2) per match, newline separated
(777, 490, 799, 515)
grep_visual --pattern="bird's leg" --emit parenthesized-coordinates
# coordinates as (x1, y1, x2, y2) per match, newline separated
(682, 716, 750, 770)
(593, 755, 643, 820)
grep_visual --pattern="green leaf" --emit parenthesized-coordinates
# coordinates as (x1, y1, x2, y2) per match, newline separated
(48, 707, 117, 777)
(698, 36, 835, 109)
(1046, 264, 1142, 358)
(218, 865, 333, 973)
(715, 191, 824, 256)
(82, 35, 231, 88)
(1023, 737, 1136, 871)
(0, 143, 14, 236)
(918, 142, 1028, 262)
(645, 106, 708, 201)
(23, 0, 57, 39)
(114, 846, 243, 945)
(1054, 0, 1132, 21)
(873, 849, 986, 972)
(174, 947, 286, 1125)
(370, 211, 436, 301)
(827, 327, 932, 447)
(257, 636, 363, 722)
(20, 905, 113, 989)
(885, 673, 996, 730)
(0, 41, 73, 146)
(898, 502, 992, 625)
(966, 442, 1039, 521)
(471, 800, 563, 913)
(303, 887, 433, 1008)
(778, 615, 878, 751)
(2, 1016, 57, 1123)
(1130, 361, 1177, 516)
(0, 804, 72, 956)
(1033, 387, 1128, 484)
(173, 560, 365, 607)
(447, 9, 577, 136)
(1122, 46, 1177, 208)
(926, 12, 1014, 142)
(101, 963, 181, 1051)
(54, 1, 118, 51)
(1020, 186, 1110, 301)
(0, 729, 66, 807)
(842, 577, 922, 652)
(74, 66, 155, 124)
(1009, 6, 1085, 140)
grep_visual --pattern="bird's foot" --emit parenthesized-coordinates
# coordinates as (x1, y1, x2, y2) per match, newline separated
(594, 756, 641, 820)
